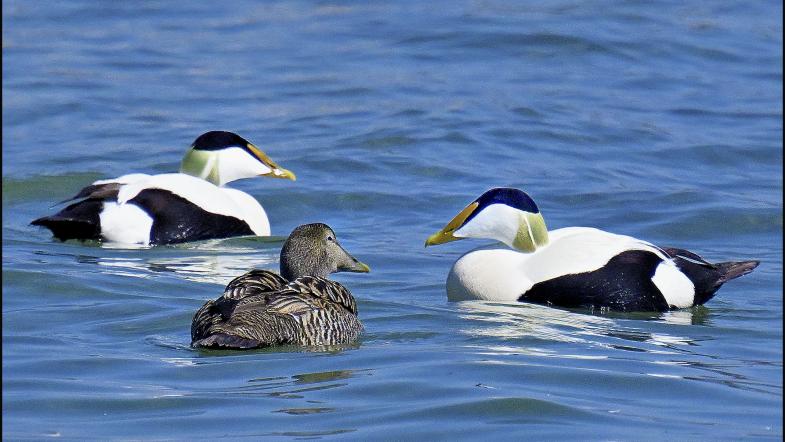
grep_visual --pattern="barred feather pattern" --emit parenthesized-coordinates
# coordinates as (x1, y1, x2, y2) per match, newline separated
(223, 269, 288, 300)
(191, 271, 362, 349)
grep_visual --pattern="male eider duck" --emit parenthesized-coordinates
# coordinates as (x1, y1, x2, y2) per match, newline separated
(191, 223, 370, 349)
(425, 188, 759, 312)
(31, 131, 296, 245)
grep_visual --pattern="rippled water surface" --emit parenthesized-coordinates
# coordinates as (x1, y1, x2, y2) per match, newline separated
(3, 1, 782, 440)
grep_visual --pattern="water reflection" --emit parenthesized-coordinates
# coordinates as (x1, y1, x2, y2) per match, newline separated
(455, 300, 698, 353)
(600, 307, 711, 326)
(189, 342, 362, 357)
(65, 236, 285, 285)
(273, 407, 336, 415)
(229, 369, 371, 399)
(456, 301, 780, 397)
(94, 253, 276, 285)
(292, 369, 358, 384)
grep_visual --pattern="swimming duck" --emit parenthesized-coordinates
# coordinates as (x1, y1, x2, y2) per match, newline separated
(31, 131, 296, 246)
(191, 223, 370, 349)
(425, 188, 759, 312)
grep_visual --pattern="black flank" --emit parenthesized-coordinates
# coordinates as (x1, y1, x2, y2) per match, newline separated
(520, 250, 671, 312)
(128, 188, 254, 245)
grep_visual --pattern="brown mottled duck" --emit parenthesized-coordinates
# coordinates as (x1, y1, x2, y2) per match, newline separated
(191, 223, 370, 349)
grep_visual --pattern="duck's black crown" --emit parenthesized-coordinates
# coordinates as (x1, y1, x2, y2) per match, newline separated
(464, 187, 540, 225)
(192, 131, 250, 151)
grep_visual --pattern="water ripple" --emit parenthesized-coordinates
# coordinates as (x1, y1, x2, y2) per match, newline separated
(3, 0, 781, 439)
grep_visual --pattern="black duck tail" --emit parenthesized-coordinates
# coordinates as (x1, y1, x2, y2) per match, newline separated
(664, 248, 760, 306)
(31, 215, 99, 241)
(715, 260, 760, 284)
(31, 199, 104, 241)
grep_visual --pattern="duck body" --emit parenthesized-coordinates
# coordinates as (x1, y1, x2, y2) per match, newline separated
(31, 131, 295, 246)
(32, 173, 269, 245)
(446, 227, 758, 311)
(191, 271, 362, 348)
(191, 223, 370, 349)
(427, 188, 759, 312)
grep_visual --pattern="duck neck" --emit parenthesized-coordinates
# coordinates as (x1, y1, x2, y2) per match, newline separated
(180, 149, 222, 186)
(280, 243, 330, 281)
(509, 211, 550, 252)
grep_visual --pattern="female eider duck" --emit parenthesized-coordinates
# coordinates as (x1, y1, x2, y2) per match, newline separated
(425, 188, 759, 312)
(191, 223, 370, 349)
(31, 131, 295, 245)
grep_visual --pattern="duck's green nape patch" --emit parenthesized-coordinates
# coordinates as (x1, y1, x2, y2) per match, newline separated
(180, 148, 219, 185)
(513, 212, 549, 252)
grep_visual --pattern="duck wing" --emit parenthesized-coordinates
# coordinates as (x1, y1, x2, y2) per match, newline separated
(190, 270, 288, 347)
(284, 276, 359, 315)
(223, 269, 289, 300)
(51, 174, 152, 206)
(53, 182, 123, 206)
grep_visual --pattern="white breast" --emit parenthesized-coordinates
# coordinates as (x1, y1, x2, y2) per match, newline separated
(447, 246, 532, 301)
(219, 187, 270, 236)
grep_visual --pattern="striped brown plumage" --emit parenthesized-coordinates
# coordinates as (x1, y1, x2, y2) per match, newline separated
(191, 270, 362, 349)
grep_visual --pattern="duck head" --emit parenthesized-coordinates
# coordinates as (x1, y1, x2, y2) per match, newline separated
(179, 131, 296, 186)
(280, 223, 371, 281)
(425, 187, 549, 252)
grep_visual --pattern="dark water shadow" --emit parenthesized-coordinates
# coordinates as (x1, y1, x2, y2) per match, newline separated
(190, 341, 362, 358)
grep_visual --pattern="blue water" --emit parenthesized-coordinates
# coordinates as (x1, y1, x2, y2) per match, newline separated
(3, 1, 782, 439)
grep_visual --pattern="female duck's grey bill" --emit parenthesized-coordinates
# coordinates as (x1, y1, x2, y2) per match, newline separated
(336, 243, 371, 273)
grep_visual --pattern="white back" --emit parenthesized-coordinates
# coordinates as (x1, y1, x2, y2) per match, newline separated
(93, 173, 151, 186)
(116, 173, 249, 218)
(519, 227, 668, 285)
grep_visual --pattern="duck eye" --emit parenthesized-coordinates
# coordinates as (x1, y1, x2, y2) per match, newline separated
(327, 236, 334, 242)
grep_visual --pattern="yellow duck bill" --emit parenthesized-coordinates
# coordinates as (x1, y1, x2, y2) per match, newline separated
(424, 202, 478, 247)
